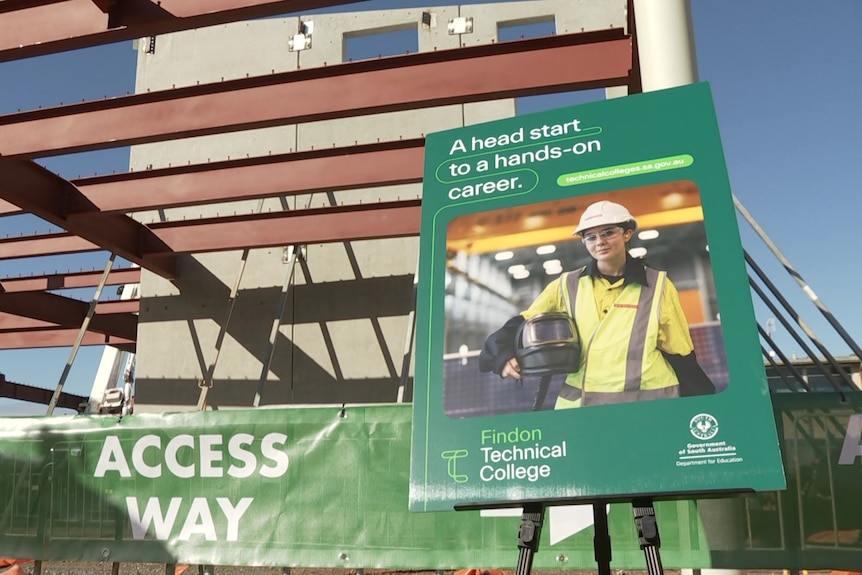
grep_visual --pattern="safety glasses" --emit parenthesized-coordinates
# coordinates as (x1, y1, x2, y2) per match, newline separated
(581, 227, 623, 243)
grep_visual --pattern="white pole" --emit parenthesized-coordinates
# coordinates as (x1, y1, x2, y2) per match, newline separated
(634, 6, 744, 575)
(632, 0, 699, 91)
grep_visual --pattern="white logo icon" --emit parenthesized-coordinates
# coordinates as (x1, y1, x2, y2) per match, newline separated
(690, 413, 719, 440)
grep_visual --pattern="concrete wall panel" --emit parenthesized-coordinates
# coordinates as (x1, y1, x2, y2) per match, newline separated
(135, 19, 300, 91)
(295, 7, 461, 70)
(297, 243, 359, 283)
(136, 284, 296, 410)
(327, 318, 397, 379)
(287, 323, 338, 380)
(129, 126, 299, 172)
(462, 0, 625, 41)
(295, 107, 464, 150)
(338, 237, 420, 278)
(555, 0, 626, 34)
(463, 99, 516, 126)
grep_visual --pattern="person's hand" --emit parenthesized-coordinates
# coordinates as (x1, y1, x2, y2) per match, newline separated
(501, 357, 521, 379)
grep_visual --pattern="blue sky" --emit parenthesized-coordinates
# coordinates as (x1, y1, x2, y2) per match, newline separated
(0, 0, 860, 411)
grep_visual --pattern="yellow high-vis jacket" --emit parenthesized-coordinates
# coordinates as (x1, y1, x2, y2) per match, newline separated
(523, 262, 694, 408)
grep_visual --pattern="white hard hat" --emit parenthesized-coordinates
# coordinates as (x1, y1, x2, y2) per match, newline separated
(573, 200, 637, 235)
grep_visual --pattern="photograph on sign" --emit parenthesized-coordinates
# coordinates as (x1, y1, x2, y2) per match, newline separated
(442, 181, 727, 419)
(410, 83, 786, 512)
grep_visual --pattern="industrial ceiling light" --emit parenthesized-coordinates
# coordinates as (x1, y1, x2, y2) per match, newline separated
(507, 264, 526, 274)
(543, 262, 563, 276)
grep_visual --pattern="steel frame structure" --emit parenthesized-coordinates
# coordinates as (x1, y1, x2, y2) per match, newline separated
(0, 0, 641, 403)
(0, 0, 367, 61)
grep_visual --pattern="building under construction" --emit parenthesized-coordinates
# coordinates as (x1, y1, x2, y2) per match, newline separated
(0, 0, 860, 573)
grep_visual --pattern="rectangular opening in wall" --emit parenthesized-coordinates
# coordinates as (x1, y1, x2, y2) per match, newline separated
(497, 16, 555, 42)
(343, 24, 418, 62)
(517, 89, 608, 115)
(496, 18, 608, 115)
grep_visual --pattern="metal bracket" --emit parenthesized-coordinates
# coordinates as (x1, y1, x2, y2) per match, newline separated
(421, 11, 437, 28)
(448, 16, 474, 35)
(288, 34, 310, 52)
(283, 245, 307, 264)
(289, 21, 314, 52)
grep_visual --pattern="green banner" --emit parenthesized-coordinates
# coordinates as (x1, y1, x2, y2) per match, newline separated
(0, 406, 697, 568)
(411, 83, 785, 511)
(0, 396, 859, 569)
(735, 392, 862, 569)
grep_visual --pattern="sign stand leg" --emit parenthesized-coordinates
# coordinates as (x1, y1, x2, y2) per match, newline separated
(632, 499, 664, 575)
(515, 504, 544, 575)
(593, 502, 612, 575)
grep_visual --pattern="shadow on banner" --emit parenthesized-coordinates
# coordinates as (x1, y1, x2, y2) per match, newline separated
(700, 392, 862, 569)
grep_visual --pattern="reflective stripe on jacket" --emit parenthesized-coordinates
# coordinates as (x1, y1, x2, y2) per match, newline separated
(555, 267, 680, 408)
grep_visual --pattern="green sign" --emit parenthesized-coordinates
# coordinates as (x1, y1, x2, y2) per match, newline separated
(0, 397, 858, 569)
(410, 83, 786, 511)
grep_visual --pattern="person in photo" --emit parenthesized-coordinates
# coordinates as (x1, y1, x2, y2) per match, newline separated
(479, 200, 715, 408)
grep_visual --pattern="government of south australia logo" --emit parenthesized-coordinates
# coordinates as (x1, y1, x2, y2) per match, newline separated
(441, 449, 468, 483)
(690, 413, 719, 440)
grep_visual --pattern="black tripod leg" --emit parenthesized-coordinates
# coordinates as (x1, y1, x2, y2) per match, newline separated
(632, 499, 664, 575)
(516, 504, 545, 575)
(593, 502, 612, 575)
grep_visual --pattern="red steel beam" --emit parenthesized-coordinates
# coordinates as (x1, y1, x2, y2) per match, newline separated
(0, 0, 363, 61)
(0, 328, 134, 350)
(151, 200, 422, 253)
(0, 232, 97, 260)
(94, 299, 139, 314)
(0, 374, 86, 411)
(0, 267, 141, 292)
(0, 312, 54, 330)
(0, 1, 68, 14)
(0, 200, 422, 257)
(0, 199, 19, 215)
(77, 140, 424, 214)
(0, 140, 424, 216)
(0, 291, 137, 340)
(0, 300, 138, 329)
(0, 157, 177, 277)
(89, 0, 113, 13)
(0, 32, 632, 159)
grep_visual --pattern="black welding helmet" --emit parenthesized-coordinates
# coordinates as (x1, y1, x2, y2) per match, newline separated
(515, 312, 581, 376)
